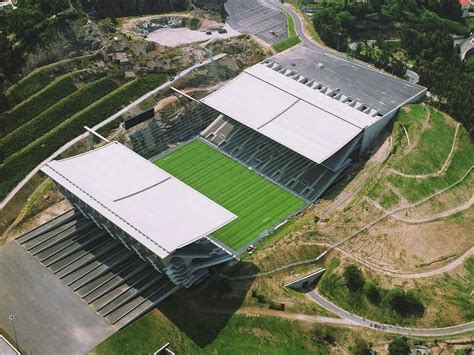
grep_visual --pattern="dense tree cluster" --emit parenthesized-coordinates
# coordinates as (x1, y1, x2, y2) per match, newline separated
(343, 264, 365, 292)
(385, 288, 425, 317)
(363, 281, 381, 304)
(0, 0, 81, 89)
(341, 264, 425, 317)
(310, 0, 473, 139)
(404, 29, 474, 139)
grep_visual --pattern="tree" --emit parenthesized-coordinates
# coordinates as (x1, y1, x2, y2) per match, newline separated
(353, 337, 371, 355)
(363, 281, 381, 304)
(388, 336, 410, 355)
(385, 288, 425, 317)
(343, 264, 365, 292)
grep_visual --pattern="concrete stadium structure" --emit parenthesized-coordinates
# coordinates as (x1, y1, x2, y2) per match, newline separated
(17, 142, 238, 327)
(41, 142, 237, 289)
(199, 46, 427, 201)
(16, 45, 426, 330)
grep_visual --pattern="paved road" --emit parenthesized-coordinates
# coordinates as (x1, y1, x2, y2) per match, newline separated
(308, 290, 474, 337)
(406, 69, 420, 84)
(0, 53, 227, 210)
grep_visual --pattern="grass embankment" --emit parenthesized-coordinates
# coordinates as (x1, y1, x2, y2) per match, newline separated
(155, 140, 305, 251)
(367, 104, 474, 207)
(392, 109, 456, 175)
(0, 77, 118, 162)
(4, 54, 95, 108)
(0, 71, 83, 138)
(319, 257, 474, 327)
(0, 74, 167, 201)
(272, 12, 301, 53)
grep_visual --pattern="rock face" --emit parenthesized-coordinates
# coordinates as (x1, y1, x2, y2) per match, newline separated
(80, 0, 188, 16)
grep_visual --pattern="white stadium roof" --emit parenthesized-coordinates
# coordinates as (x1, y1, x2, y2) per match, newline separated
(201, 63, 377, 164)
(41, 142, 236, 259)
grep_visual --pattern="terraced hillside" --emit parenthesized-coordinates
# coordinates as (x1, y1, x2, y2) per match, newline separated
(0, 56, 167, 201)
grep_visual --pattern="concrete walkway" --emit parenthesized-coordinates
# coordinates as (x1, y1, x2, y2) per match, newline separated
(307, 290, 474, 337)
(0, 241, 115, 354)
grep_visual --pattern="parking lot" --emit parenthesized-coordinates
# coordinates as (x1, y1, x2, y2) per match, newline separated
(0, 241, 114, 354)
(225, 0, 288, 45)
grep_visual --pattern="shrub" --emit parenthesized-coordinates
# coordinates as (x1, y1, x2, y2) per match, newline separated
(388, 336, 410, 355)
(0, 74, 167, 200)
(385, 288, 424, 317)
(363, 281, 381, 304)
(343, 264, 365, 292)
(314, 327, 335, 345)
(352, 337, 371, 355)
(0, 77, 118, 162)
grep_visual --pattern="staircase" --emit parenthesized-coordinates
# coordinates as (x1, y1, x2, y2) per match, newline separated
(17, 210, 178, 328)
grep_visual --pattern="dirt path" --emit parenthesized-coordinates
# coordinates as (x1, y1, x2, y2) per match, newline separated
(187, 302, 357, 327)
(223, 166, 473, 281)
(367, 195, 474, 224)
(312, 241, 474, 279)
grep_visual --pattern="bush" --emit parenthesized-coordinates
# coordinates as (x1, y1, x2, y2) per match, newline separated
(314, 327, 335, 345)
(385, 288, 424, 317)
(0, 71, 81, 138)
(343, 264, 365, 292)
(352, 337, 371, 355)
(388, 336, 410, 355)
(0, 74, 167, 200)
(363, 281, 381, 304)
(0, 77, 118, 162)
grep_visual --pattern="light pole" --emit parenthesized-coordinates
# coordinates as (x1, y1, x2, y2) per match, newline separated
(8, 315, 19, 351)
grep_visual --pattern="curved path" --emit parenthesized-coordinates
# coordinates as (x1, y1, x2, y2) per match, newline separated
(308, 290, 474, 337)
(389, 123, 461, 179)
(249, 1, 474, 336)
(367, 195, 474, 225)
(312, 241, 474, 280)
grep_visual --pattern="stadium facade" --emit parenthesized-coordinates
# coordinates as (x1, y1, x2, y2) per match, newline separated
(41, 142, 237, 289)
(198, 46, 427, 201)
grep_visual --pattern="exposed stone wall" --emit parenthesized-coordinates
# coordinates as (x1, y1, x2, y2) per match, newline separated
(80, 0, 188, 17)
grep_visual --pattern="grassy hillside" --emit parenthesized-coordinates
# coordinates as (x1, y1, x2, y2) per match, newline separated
(367, 103, 474, 207)
(4, 54, 95, 108)
(319, 256, 474, 327)
(0, 77, 118, 162)
(0, 71, 84, 138)
(155, 140, 305, 250)
(0, 74, 167, 200)
(95, 296, 330, 355)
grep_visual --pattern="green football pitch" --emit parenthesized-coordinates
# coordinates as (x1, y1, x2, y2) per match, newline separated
(154, 139, 305, 251)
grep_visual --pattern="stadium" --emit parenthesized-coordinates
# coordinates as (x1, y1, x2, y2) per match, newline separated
(17, 45, 426, 328)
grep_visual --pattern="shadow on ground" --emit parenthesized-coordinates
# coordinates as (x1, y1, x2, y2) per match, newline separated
(156, 261, 259, 348)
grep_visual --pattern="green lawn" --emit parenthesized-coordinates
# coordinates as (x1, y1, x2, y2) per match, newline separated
(155, 140, 305, 251)
(393, 108, 456, 175)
